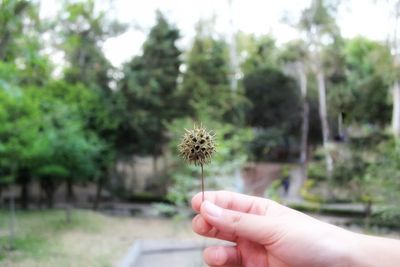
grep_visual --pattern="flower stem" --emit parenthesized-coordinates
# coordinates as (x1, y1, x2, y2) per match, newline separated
(201, 164, 204, 202)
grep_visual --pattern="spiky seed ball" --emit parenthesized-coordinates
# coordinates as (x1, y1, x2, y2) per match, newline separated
(178, 125, 216, 166)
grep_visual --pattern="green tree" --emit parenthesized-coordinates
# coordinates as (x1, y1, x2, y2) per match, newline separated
(28, 99, 103, 208)
(0, 0, 34, 61)
(326, 133, 400, 227)
(329, 37, 392, 126)
(279, 40, 311, 195)
(36, 82, 108, 203)
(299, 0, 341, 177)
(58, 1, 123, 89)
(243, 67, 301, 161)
(0, 84, 46, 210)
(0, 3, 52, 242)
(0, 87, 36, 197)
(180, 20, 245, 123)
(57, 0, 124, 140)
(381, 0, 400, 137)
(237, 33, 279, 75)
(118, 11, 181, 163)
(55, 0, 124, 201)
(0, 0, 51, 86)
(0, 85, 104, 209)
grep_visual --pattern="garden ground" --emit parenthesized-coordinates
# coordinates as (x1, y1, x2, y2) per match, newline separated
(0, 208, 399, 267)
(0, 209, 200, 267)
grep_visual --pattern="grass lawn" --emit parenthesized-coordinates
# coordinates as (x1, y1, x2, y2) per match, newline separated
(0, 208, 196, 267)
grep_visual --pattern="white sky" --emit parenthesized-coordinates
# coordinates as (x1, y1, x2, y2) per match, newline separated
(40, 0, 393, 68)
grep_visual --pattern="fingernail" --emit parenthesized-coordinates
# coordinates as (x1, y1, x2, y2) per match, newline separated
(204, 201, 222, 217)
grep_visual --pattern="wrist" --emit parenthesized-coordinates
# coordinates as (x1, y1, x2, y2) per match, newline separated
(329, 228, 359, 267)
(309, 224, 360, 267)
(341, 232, 365, 267)
(346, 232, 400, 267)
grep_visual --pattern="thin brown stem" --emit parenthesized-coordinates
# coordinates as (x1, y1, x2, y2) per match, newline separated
(201, 164, 204, 202)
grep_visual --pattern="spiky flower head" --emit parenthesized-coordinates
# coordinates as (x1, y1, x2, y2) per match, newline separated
(178, 124, 216, 166)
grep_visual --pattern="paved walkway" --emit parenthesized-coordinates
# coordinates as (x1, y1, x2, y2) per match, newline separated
(119, 239, 230, 267)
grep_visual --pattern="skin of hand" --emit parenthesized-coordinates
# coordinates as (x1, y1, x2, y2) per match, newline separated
(191, 191, 400, 267)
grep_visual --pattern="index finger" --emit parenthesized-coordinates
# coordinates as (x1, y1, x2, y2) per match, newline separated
(191, 190, 274, 216)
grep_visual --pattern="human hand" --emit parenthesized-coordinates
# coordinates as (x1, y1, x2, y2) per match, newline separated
(191, 191, 356, 267)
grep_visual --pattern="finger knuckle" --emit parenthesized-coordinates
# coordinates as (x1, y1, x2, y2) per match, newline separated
(230, 213, 242, 236)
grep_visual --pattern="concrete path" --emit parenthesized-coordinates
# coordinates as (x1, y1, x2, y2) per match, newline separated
(119, 239, 230, 267)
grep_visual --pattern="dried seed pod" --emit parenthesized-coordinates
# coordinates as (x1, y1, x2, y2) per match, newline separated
(178, 124, 216, 166)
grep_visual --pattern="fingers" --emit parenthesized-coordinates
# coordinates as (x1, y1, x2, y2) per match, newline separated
(192, 191, 273, 216)
(200, 200, 277, 245)
(192, 214, 236, 242)
(203, 246, 241, 266)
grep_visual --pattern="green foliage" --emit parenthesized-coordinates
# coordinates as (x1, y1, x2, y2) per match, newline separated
(0, 85, 105, 187)
(247, 128, 290, 162)
(0, 86, 40, 184)
(299, 0, 340, 38)
(243, 67, 301, 129)
(58, 0, 124, 90)
(363, 139, 400, 204)
(372, 206, 400, 229)
(243, 67, 301, 161)
(0, 0, 38, 61)
(238, 33, 280, 74)
(300, 179, 324, 202)
(180, 21, 246, 124)
(308, 155, 327, 181)
(117, 11, 182, 156)
(55, 1, 123, 162)
(45, 80, 118, 147)
(278, 40, 308, 64)
(308, 131, 400, 208)
(0, 1, 52, 85)
(329, 37, 392, 125)
(30, 107, 104, 184)
(265, 179, 283, 201)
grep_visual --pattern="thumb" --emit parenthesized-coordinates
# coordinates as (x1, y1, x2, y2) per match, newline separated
(200, 200, 275, 245)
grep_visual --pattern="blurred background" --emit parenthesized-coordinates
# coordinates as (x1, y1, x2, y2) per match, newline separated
(0, 0, 400, 266)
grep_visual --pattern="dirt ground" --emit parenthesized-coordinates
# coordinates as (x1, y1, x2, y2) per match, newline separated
(1, 213, 201, 267)
(1, 209, 399, 267)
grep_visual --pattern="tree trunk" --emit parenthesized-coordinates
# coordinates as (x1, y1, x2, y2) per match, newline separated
(65, 205, 72, 224)
(152, 154, 158, 174)
(316, 69, 334, 178)
(364, 200, 372, 230)
(47, 191, 54, 209)
(284, 64, 311, 200)
(20, 178, 29, 209)
(38, 184, 44, 209)
(392, 81, 400, 137)
(299, 64, 309, 180)
(299, 94, 309, 196)
(41, 180, 55, 209)
(66, 179, 75, 202)
(93, 176, 104, 210)
(228, 0, 238, 92)
(65, 179, 75, 224)
(300, 101, 309, 166)
(8, 193, 16, 250)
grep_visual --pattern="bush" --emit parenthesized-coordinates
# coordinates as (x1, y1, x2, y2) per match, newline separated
(307, 134, 400, 207)
(247, 128, 295, 162)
